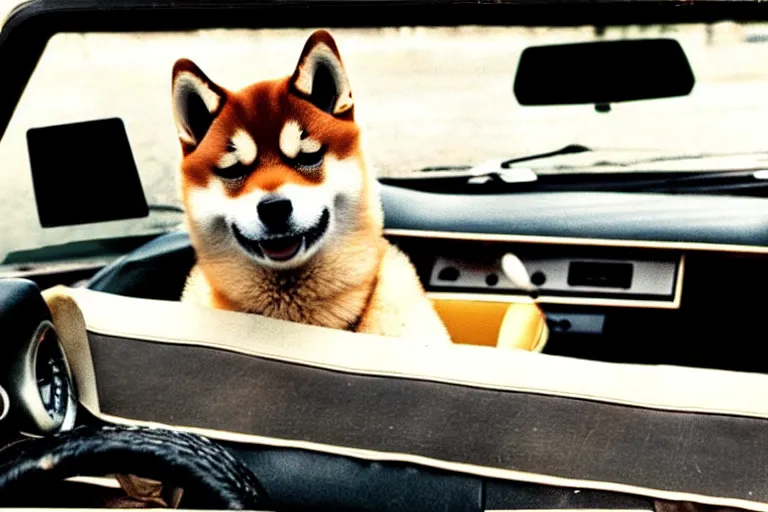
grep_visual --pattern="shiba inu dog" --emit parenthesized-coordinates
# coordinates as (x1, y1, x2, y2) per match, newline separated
(171, 30, 452, 343)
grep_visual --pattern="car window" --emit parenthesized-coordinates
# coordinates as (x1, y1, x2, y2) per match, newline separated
(2, 23, 768, 264)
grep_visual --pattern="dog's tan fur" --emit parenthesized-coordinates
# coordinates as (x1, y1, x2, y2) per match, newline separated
(173, 30, 452, 344)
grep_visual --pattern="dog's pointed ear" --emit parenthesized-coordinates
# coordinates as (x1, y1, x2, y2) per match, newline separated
(172, 59, 226, 148)
(290, 30, 354, 117)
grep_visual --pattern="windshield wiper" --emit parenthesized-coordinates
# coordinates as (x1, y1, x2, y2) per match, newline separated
(499, 144, 591, 168)
(391, 146, 768, 197)
(419, 144, 592, 173)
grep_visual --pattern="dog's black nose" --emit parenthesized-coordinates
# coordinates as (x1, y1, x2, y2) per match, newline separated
(257, 196, 293, 230)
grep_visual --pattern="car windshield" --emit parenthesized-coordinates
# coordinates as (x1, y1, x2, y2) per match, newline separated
(2, 13, 768, 264)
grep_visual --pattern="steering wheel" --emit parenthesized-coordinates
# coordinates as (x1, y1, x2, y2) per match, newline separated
(0, 424, 271, 509)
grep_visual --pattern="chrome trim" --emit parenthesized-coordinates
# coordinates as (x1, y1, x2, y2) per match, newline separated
(427, 252, 685, 310)
(0, 385, 9, 422)
(383, 228, 768, 254)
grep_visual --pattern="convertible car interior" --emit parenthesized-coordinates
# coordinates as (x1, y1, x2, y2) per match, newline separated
(3, 0, 768, 511)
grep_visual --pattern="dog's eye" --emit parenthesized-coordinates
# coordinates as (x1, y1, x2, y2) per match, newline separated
(213, 162, 251, 181)
(295, 146, 326, 170)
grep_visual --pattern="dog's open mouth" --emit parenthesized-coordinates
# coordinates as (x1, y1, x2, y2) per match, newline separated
(262, 236, 304, 260)
(232, 209, 330, 262)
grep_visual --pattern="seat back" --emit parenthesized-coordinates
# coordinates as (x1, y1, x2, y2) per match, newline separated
(86, 231, 195, 301)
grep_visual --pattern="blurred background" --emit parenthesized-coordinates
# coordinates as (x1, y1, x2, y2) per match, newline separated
(3, 0, 768, 259)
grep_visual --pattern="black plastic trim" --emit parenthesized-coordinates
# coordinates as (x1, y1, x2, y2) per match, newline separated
(381, 185, 768, 248)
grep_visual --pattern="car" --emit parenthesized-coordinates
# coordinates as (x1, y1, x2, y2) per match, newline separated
(1, 0, 768, 510)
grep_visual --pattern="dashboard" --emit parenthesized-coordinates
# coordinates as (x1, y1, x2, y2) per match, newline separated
(378, 184, 768, 373)
(8, 182, 768, 387)
(427, 247, 682, 306)
(380, 184, 768, 246)
(39, 182, 768, 375)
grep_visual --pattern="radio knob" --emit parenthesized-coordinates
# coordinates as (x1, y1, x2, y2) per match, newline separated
(531, 271, 546, 286)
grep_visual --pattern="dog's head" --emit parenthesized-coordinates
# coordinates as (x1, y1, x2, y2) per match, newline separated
(172, 30, 381, 271)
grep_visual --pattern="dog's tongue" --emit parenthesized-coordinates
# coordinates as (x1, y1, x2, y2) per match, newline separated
(259, 236, 303, 261)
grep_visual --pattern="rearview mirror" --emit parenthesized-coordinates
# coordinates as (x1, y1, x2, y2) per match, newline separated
(513, 38, 695, 108)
